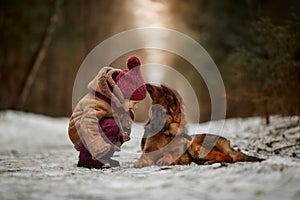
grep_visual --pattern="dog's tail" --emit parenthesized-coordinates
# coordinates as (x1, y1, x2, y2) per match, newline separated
(234, 151, 264, 162)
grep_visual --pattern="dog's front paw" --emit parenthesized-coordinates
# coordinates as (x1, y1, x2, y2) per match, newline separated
(134, 158, 153, 168)
(156, 156, 173, 166)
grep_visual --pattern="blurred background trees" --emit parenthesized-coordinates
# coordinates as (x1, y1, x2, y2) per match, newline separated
(0, 0, 299, 123)
(194, 0, 300, 123)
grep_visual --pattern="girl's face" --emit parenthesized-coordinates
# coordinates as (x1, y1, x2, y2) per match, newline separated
(124, 100, 140, 111)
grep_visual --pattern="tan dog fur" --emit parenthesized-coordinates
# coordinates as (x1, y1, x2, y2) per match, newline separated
(134, 84, 263, 168)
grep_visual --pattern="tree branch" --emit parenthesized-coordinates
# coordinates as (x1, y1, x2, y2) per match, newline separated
(16, 0, 62, 109)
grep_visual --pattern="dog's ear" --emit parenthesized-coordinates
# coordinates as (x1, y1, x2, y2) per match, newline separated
(161, 84, 169, 94)
(146, 83, 154, 94)
(161, 84, 183, 110)
(161, 84, 174, 101)
(171, 89, 183, 104)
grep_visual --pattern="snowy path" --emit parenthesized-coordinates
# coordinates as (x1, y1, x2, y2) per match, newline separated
(0, 111, 299, 200)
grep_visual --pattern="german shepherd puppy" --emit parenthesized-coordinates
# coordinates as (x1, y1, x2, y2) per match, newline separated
(134, 84, 263, 168)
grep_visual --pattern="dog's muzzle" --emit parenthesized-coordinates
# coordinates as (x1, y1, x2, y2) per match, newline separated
(144, 104, 169, 134)
(145, 120, 170, 133)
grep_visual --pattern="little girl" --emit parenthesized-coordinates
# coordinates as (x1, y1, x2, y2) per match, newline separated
(68, 56, 146, 169)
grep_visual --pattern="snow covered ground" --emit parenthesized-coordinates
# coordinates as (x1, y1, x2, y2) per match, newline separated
(0, 111, 299, 200)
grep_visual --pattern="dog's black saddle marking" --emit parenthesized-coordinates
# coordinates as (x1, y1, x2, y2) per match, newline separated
(163, 132, 192, 141)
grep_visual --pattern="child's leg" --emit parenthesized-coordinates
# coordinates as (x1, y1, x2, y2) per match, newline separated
(77, 117, 120, 169)
(99, 118, 121, 167)
(77, 145, 104, 169)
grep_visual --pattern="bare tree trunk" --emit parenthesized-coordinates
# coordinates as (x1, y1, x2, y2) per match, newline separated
(16, 0, 62, 109)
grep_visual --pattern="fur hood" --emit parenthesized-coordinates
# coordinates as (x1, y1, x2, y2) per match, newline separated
(87, 66, 125, 108)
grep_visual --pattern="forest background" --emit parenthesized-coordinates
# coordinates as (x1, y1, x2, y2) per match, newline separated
(1, 0, 299, 123)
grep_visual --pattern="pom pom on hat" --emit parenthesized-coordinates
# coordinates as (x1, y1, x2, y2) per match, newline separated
(115, 56, 147, 101)
(127, 56, 141, 69)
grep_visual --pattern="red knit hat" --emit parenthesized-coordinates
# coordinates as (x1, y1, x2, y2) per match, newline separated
(115, 56, 147, 101)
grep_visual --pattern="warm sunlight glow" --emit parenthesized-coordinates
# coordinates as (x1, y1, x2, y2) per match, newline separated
(130, 0, 172, 28)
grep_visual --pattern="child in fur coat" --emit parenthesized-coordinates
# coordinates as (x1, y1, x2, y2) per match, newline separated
(68, 56, 146, 169)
